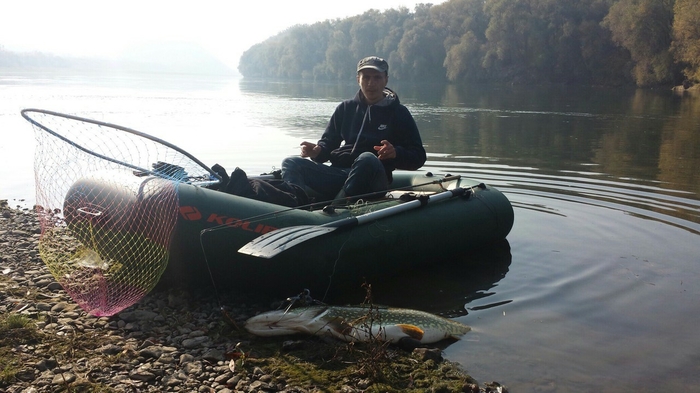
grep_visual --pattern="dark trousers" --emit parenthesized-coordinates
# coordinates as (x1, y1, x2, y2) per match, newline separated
(281, 152, 389, 201)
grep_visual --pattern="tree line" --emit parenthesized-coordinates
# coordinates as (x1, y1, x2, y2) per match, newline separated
(0, 47, 72, 68)
(238, 0, 699, 87)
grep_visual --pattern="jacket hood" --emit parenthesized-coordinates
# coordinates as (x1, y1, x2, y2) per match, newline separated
(355, 87, 399, 107)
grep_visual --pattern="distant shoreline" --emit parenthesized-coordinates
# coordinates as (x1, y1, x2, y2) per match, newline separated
(1, 44, 239, 78)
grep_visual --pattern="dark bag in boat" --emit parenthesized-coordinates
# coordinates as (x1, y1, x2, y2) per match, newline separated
(212, 164, 309, 207)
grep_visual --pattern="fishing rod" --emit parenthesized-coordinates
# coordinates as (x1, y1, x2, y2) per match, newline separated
(199, 174, 464, 235)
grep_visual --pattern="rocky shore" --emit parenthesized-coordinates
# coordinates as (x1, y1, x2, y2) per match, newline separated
(0, 199, 506, 393)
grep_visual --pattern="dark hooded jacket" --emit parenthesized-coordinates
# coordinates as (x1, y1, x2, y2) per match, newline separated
(312, 87, 426, 181)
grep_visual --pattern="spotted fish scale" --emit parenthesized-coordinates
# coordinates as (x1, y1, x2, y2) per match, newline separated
(245, 305, 471, 344)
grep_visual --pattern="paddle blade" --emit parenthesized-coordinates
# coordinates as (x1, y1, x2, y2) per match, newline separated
(239, 188, 469, 259)
(238, 225, 338, 258)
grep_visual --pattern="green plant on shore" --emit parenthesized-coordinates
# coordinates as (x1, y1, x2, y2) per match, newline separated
(53, 382, 116, 393)
(346, 281, 394, 381)
(0, 313, 41, 387)
(0, 360, 19, 387)
(247, 337, 475, 392)
(3, 313, 32, 329)
(0, 313, 40, 343)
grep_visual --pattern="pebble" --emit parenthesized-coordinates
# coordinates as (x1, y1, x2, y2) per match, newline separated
(0, 203, 283, 393)
(0, 201, 497, 393)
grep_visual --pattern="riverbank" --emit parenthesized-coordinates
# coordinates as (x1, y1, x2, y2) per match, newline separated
(0, 200, 506, 393)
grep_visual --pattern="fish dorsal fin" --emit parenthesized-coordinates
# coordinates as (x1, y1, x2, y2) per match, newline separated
(396, 324, 425, 340)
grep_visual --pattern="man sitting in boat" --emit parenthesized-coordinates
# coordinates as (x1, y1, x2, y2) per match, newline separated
(281, 56, 427, 202)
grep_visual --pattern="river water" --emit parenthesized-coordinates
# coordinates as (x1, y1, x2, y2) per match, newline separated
(2, 71, 699, 392)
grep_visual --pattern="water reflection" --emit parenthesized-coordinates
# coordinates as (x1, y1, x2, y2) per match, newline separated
(364, 239, 512, 318)
(408, 85, 700, 199)
(658, 96, 700, 195)
(238, 78, 356, 101)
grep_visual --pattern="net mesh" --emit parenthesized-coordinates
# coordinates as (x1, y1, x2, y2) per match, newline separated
(24, 109, 218, 316)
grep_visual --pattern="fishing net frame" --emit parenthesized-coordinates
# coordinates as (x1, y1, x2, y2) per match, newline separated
(22, 108, 221, 316)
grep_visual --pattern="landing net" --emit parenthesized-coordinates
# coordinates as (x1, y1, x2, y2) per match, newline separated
(22, 109, 220, 316)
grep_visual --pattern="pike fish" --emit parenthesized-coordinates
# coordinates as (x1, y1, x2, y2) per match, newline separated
(244, 305, 471, 344)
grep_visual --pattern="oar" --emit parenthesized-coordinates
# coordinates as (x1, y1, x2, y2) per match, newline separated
(238, 186, 475, 258)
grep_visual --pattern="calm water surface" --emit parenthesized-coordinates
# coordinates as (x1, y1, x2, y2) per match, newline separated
(2, 71, 700, 392)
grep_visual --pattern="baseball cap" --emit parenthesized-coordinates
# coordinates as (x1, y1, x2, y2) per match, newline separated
(357, 56, 389, 74)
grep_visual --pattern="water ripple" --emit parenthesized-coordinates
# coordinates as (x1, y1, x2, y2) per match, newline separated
(424, 159, 700, 235)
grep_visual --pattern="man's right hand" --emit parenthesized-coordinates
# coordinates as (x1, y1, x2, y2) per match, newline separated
(300, 141, 321, 158)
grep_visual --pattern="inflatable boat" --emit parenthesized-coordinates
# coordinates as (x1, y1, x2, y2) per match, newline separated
(24, 108, 513, 314)
(62, 171, 514, 297)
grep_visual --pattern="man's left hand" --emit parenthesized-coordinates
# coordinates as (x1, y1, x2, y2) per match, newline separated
(374, 140, 396, 160)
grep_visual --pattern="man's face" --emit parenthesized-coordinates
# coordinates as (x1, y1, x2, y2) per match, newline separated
(357, 69, 388, 105)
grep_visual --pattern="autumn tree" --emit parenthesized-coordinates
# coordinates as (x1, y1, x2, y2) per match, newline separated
(602, 0, 676, 87)
(433, 0, 489, 82)
(577, 0, 632, 85)
(393, 4, 446, 81)
(481, 0, 538, 82)
(322, 29, 355, 80)
(349, 10, 387, 60)
(671, 0, 700, 83)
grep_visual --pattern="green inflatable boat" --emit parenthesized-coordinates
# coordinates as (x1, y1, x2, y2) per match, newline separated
(62, 171, 514, 297)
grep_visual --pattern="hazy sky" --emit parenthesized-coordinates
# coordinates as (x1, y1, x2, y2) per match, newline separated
(1, 0, 444, 69)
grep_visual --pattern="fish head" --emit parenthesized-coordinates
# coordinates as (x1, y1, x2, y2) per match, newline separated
(244, 306, 336, 337)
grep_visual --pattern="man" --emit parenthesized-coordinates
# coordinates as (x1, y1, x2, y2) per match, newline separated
(281, 56, 426, 202)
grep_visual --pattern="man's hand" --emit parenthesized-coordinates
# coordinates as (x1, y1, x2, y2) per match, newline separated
(374, 140, 396, 160)
(300, 141, 321, 158)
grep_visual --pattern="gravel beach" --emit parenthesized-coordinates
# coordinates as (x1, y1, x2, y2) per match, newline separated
(0, 199, 506, 393)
